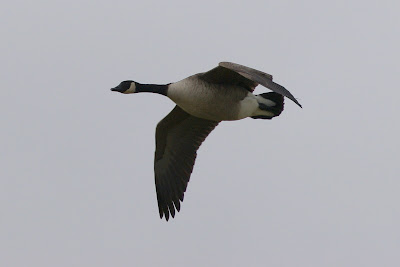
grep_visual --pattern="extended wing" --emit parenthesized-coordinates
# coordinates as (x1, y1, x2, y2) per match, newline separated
(154, 106, 219, 220)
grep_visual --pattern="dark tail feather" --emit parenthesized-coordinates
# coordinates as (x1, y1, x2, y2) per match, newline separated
(251, 92, 284, 119)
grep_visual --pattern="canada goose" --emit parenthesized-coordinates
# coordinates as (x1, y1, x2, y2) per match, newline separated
(111, 62, 301, 220)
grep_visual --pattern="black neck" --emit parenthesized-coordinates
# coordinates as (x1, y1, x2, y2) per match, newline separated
(136, 83, 169, 96)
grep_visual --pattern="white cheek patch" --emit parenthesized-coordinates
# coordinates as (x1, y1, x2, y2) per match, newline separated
(124, 83, 136, 94)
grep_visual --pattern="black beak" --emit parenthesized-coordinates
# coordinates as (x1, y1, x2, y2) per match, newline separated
(111, 87, 119, 92)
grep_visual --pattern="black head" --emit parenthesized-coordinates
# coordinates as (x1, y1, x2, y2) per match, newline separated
(111, 80, 136, 94)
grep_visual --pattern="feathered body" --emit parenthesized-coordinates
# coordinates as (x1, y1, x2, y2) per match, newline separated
(111, 62, 301, 220)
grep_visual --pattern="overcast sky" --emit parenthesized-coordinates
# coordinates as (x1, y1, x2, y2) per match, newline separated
(1, 0, 400, 266)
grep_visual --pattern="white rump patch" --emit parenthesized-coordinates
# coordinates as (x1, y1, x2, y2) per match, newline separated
(238, 93, 259, 119)
(255, 95, 276, 107)
(238, 93, 277, 118)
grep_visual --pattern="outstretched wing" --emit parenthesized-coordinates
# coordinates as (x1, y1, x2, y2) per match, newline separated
(219, 62, 302, 107)
(199, 62, 301, 107)
(154, 105, 219, 220)
(199, 65, 258, 92)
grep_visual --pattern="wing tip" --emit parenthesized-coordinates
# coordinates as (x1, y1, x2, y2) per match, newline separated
(158, 199, 181, 221)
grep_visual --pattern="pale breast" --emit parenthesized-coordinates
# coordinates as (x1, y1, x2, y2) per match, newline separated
(167, 77, 249, 121)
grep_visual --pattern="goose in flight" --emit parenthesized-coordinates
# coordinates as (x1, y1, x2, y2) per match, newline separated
(111, 62, 302, 220)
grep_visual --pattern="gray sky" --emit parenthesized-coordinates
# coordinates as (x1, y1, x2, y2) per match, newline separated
(1, 0, 400, 266)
